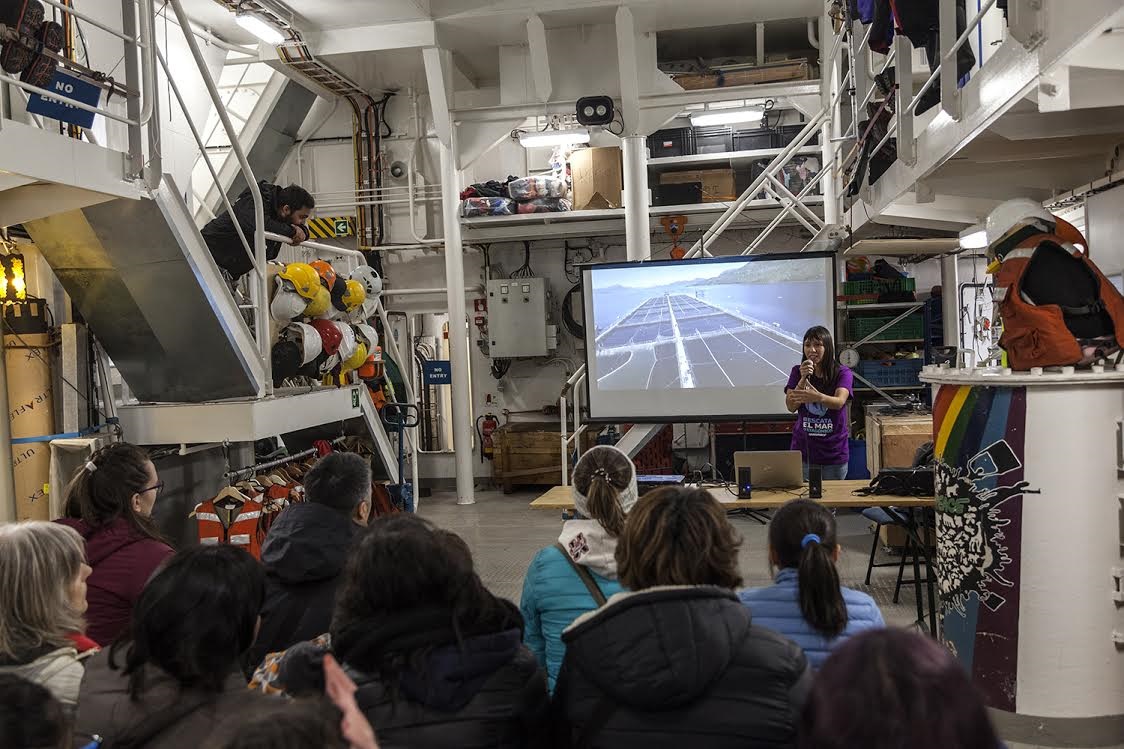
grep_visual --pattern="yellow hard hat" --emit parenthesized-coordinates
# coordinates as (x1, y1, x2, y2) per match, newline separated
(278, 262, 321, 299)
(341, 279, 367, 312)
(302, 285, 331, 317)
(340, 341, 368, 373)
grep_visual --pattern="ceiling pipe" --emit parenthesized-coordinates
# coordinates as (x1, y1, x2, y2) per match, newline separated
(807, 19, 820, 49)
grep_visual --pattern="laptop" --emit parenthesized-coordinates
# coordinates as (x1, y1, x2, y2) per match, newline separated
(733, 450, 804, 489)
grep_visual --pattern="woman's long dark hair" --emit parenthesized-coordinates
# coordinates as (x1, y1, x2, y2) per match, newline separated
(800, 325, 841, 393)
(799, 629, 1001, 749)
(769, 499, 847, 637)
(330, 515, 521, 682)
(109, 546, 265, 699)
(62, 442, 165, 544)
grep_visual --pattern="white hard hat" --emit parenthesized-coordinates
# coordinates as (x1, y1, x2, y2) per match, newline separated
(350, 265, 383, 299)
(270, 286, 308, 323)
(985, 198, 1055, 256)
(355, 323, 379, 350)
(283, 322, 323, 365)
(334, 321, 358, 361)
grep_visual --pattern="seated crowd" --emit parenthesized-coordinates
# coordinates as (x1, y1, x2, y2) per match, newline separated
(0, 442, 1002, 749)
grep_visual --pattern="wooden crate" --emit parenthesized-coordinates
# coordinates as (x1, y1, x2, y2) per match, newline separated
(493, 422, 596, 493)
(672, 60, 813, 91)
(864, 411, 933, 476)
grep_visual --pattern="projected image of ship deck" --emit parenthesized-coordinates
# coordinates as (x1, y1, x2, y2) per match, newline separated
(594, 291, 803, 390)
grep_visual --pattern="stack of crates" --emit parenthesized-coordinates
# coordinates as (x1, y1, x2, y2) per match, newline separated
(848, 315, 924, 342)
(841, 277, 917, 296)
(855, 358, 925, 388)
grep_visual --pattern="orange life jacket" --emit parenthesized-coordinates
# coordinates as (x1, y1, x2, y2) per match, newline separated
(993, 233, 1124, 370)
(195, 496, 265, 560)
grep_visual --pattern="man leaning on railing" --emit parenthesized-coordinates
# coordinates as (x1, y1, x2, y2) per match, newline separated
(202, 181, 315, 288)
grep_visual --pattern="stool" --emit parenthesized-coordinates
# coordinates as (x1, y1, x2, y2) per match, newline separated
(862, 506, 927, 603)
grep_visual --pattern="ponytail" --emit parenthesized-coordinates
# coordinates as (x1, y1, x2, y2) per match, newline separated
(796, 533, 848, 637)
(768, 500, 848, 637)
(63, 442, 166, 544)
(584, 472, 626, 537)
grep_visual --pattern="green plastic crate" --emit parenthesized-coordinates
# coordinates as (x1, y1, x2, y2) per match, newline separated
(842, 277, 916, 296)
(848, 314, 923, 341)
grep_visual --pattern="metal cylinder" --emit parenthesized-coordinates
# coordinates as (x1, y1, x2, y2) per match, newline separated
(621, 135, 651, 262)
(439, 139, 476, 505)
(928, 370, 1124, 747)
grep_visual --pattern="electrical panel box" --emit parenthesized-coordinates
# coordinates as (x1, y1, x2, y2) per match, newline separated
(487, 278, 550, 358)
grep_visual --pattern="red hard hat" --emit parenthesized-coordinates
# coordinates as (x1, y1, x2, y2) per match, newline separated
(309, 318, 342, 356)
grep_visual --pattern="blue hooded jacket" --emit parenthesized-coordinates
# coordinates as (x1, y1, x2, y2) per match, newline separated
(739, 567, 885, 670)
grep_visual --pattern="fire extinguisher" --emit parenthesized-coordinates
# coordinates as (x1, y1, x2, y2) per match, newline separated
(477, 413, 499, 462)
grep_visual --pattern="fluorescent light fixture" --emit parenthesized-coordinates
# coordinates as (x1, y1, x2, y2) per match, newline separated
(517, 127, 591, 148)
(959, 223, 988, 249)
(235, 13, 285, 45)
(689, 108, 764, 127)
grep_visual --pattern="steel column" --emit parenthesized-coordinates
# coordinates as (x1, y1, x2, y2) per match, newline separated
(621, 136, 651, 261)
(439, 137, 476, 505)
(941, 254, 961, 349)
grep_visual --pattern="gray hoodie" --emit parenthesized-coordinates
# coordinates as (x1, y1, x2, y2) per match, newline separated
(0, 645, 89, 716)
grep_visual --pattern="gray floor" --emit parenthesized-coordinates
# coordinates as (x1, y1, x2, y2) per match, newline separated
(419, 489, 1122, 749)
(418, 488, 925, 629)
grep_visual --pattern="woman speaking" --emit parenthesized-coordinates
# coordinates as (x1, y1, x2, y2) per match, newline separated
(784, 325, 853, 480)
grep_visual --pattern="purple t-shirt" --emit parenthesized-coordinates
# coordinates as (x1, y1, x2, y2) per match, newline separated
(785, 364, 853, 466)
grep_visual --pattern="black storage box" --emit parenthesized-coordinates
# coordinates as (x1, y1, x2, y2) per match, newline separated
(692, 125, 734, 154)
(653, 182, 703, 206)
(647, 128, 694, 158)
(732, 128, 774, 151)
(774, 123, 819, 147)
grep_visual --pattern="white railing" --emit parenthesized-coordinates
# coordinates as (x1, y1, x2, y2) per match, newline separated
(0, 0, 161, 187)
(559, 364, 588, 486)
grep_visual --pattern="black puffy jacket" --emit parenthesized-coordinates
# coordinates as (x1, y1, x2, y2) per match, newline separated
(324, 602, 549, 749)
(553, 586, 812, 749)
(246, 502, 359, 669)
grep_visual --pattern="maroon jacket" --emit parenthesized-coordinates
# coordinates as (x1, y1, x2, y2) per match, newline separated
(55, 517, 173, 646)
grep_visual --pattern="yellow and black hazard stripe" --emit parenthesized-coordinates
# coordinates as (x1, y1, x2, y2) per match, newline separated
(306, 216, 355, 239)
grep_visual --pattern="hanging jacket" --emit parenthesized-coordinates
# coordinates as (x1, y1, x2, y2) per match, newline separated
(194, 495, 265, 559)
(72, 650, 277, 749)
(54, 517, 174, 646)
(200, 180, 299, 279)
(738, 568, 886, 670)
(0, 643, 94, 717)
(520, 529, 625, 692)
(993, 233, 1124, 369)
(553, 586, 812, 749)
(246, 502, 360, 669)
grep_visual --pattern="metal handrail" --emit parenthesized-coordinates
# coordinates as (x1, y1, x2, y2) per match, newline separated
(169, 0, 270, 398)
(264, 231, 366, 263)
(156, 47, 251, 271)
(39, 0, 146, 45)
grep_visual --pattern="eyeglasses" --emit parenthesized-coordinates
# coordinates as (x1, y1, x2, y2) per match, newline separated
(140, 481, 164, 498)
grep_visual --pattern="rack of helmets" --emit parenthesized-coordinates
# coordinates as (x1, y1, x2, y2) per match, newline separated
(268, 259, 385, 388)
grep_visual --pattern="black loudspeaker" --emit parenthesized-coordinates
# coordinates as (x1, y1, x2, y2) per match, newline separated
(808, 466, 823, 499)
(737, 467, 752, 499)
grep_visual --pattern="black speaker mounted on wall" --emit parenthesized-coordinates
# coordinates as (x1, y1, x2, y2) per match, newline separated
(576, 95, 614, 126)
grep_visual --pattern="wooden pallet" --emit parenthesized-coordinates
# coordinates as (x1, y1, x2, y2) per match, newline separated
(671, 60, 813, 91)
(493, 422, 595, 493)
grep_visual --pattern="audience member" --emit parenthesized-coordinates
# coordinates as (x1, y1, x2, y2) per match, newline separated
(0, 674, 69, 749)
(553, 486, 812, 748)
(248, 452, 373, 668)
(739, 499, 884, 669)
(520, 446, 637, 691)
(0, 522, 97, 716)
(280, 514, 549, 748)
(799, 628, 1002, 749)
(56, 442, 174, 645)
(209, 698, 347, 749)
(73, 546, 275, 748)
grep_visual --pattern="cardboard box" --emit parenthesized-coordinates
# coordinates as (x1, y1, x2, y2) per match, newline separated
(864, 411, 932, 477)
(880, 522, 936, 550)
(570, 147, 623, 210)
(660, 168, 737, 203)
